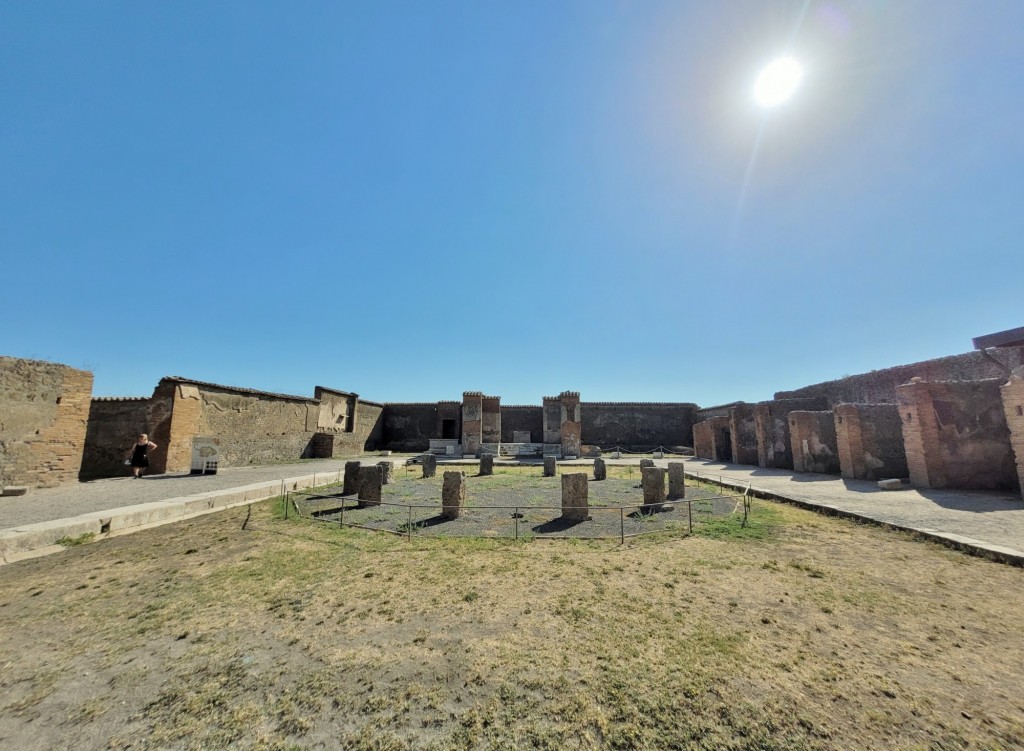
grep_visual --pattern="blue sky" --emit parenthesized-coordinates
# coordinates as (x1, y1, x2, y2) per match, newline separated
(2, 1, 1021, 405)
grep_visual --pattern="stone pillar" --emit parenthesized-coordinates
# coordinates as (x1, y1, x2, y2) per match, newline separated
(593, 458, 606, 481)
(668, 462, 686, 500)
(897, 378, 946, 489)
(834, 404, 908, 481)
(343, 461, 361, 496)
(639, 458, 655, 468)
(729, 404, 759, 466)
(560, 391, 582, 458)
(422, 454, 437, 479)
(692, 420, 714, 460)
(544, 456, 557, 477)
(480, 454, 494, 476)
(788, 411, 840, 475)
(542, 396, 561, 445)
(641, 467, 666, 510)
(461, 391, 483, 458)
(357, 465, 382, 507)
(441, 471, 466, 519)
(561, 473, 590, 521)
(377, 461, 394, 485)
(482, 395, 501, 445)
(1001, 369, 1024, 497)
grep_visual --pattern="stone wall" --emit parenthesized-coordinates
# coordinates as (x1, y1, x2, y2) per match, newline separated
(500, 406, 543, 444)
(754, 397, 829, 470)
(775, 346, 1024, 406)
(381, 403, 438, 452)
(579, 402, 698, 450)
(482, 396, 501, 444)
(729, 404, 759, 466)
(80, 396, 173, 480)
(834, 403, 908, 481)
(897, 378, 1016, 490)
(789, 411, 840, 475)
(692, 420, 714, 460)
(1001, 372, 1024, 495)
(692, 416, 730, 461)
(0, 357, 93, 488)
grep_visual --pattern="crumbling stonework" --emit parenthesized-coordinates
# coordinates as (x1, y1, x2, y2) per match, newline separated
(1000, 371, 1024, 496)
(357, 465, 382, 506)
(482, 396, 501, 445)
(834, 404, 908, 481)
(377, 461, 393, 485)
(543, 456, 557, 477)
(639, 458, 655, 468)
(754, 398, 829, 470)
(593, 458, 606, 481)
(559, 391, 582, 457)
(422, 454, 437, 479)
(729, 404, 759, 466)
(668, 462, 686, 500)
(561, 473, 590, 521)
(0, 357, 93, 489)
(480, 454, 494, 476)
(461, 392, 483, 458)
(692, 416, 731, 461)
(641, 467, 666, 509)
(343, 461, 361, 495)
(789, 411, 840, 475)
(898, 378, 1016, 490)
(442, 471, 465, 519)
(692, 420, 714, 460)
(542, 396, 561, 445)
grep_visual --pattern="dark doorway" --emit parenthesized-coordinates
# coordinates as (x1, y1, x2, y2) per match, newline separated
(718, 429, 733, 462)
(441, 419, 458, 439)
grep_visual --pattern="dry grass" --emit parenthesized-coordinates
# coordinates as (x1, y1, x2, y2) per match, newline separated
(0, 491, 1021, 750)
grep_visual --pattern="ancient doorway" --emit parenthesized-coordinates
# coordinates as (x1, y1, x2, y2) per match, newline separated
(719, 429, 734, 462)
(441, 419, 458, 440)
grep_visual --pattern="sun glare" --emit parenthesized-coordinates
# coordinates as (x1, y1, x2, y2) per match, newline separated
(753, 57, 803, 108)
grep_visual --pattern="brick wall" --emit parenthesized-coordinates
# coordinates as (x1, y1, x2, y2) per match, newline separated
(754, 398, 829, 470)
(1001, 372, 1024, 496)
(833, 403, 908, 481)
(897, 378, 1016, 490)
(0, 357, 93, 488)
(381, 403, 439, 451)
(729, 404, 758, 466)
(775, 346, 1024, 406)
(580, 402, 698, 450)
(80, 395, 174, 480)
(789, 411, 840, 475)
(692, 419, 715, 460)
(500, 406, 543, 443)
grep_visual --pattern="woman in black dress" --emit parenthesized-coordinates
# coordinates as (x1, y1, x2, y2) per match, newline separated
(128, 434, 158, 478)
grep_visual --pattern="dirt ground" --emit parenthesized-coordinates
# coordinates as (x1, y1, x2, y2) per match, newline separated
(0, 493, 1022, 750)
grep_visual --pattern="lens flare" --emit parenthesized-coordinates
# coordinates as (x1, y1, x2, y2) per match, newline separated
(753, 57, 803, 107)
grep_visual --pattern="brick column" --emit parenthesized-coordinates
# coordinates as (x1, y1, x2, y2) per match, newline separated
(461, 392, 483, 458)
(559, 391, 581, 458)
(897, 378, 945, 488)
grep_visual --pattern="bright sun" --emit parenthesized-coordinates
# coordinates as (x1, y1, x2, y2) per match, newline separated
(753, 57, 804, 108)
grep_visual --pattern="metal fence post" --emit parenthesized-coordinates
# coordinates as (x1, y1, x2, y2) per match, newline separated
(514, 507, 519, 541)
(620, 507, 625, 544)
(408, 505, 413, 541)
(340, 497, 345, 529)
(284, 490, 289, 520)
(688, 501, 692, 534)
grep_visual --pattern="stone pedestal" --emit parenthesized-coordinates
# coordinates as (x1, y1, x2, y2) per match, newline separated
(480, 454, 494, 476)
(639, 458, 655, 469)
(378, 461, 394, 485)
(357, 465, 382, 507)
(442, 471, 466, 519)
(593, 458, 606, 481)
(343, 461, 361, 496)
(422, 455, 437, 479)
(641, 467, 666, 511)
(668, 462, 686, 500)
(561, 473, 590, 521)
(543, 456, 557, 477)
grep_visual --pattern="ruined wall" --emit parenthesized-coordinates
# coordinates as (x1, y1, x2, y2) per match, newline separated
(580, 402, 698, 450)
(692, 416, 730, 461)
(789, 411, 840, 475)
(319, 400, 383, 456)
(834, 403, 908, 481)
(729, 404, 759, 466)
(897, 378, 1016, 490)
(482, 396, 501, 444)
(0, 357, 93, 488)
(693, 420, 715, 460)
(695, 402, 744, 421)
(754, 397, 829, 470)
(381, 403, 438, 451)
(1001, 372, 1024, 496)
(461, 392, 483, 457)
(500, 406, 543, 443)
(542, 397, 560, 445)
(560, 391, 581, 456)
(80, 396, 173, 480)
(775, 347, 1024, 406)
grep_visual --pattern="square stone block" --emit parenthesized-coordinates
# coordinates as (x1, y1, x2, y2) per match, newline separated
(668, 462, 686, 500)
(358, 465, 382, 506)
(543, 457, 557, 477)
(442, 471, 466, 519)
(593, 458, 606, 481)
(561, 473, 590, 521)
(422, 455, 437, 479)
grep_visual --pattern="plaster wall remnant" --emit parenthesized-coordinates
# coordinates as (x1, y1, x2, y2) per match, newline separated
(668, 462, 686, 499)
(833, 403, 908, 481)
(343, 461, 361, 495)
(728, 404, 759, 466)
(357, 465, 383, 506)
(897, 378, 1016, 490)
(1000, 369, 1024, 497)
(561, 473, 590, 521)
(641, 467, 666, 510)
(789, 411, 841, 475)
(422, 454, 437, 479)
(543, 456, 557, 476)
(480, 454, 494, 476)
(441, 471, 466, 519)
(753, 398, 829, 470)
(482, 395, 501, 445)
(593, 458, 607, 481)
(461, 392, 483, 458)
(0, 356, 93, 489)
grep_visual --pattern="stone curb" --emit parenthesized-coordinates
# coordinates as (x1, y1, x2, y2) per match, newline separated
(0, 471, 340, 566)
